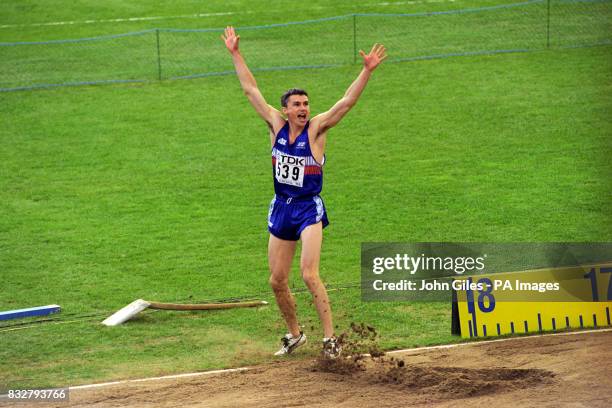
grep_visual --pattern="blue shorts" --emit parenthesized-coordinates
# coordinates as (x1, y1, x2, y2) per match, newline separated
(267, 194, 329, 241)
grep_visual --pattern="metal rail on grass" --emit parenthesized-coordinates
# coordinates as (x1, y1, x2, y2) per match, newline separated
(1, 0, 609, 92)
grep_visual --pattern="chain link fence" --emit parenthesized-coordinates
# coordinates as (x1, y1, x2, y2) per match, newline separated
(1, 0, 610, 92)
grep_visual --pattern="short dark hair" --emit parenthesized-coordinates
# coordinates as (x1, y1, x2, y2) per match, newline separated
(281, 88, 308, 107)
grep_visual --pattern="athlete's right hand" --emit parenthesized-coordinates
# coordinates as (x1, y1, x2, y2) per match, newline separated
(222, 26, 240, 53)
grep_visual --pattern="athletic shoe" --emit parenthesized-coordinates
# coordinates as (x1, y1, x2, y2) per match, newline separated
(322, 336, 342, 359)
(274, 332, 307, 356)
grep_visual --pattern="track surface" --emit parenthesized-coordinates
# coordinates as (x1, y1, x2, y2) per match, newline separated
(6, 330, 612, 407)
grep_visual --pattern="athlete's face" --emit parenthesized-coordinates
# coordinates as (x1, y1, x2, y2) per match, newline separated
(283, 95, 310, 127)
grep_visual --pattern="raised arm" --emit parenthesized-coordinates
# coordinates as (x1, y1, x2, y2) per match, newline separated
(311, 44, 387, 134)
(222, 26, 284, 135)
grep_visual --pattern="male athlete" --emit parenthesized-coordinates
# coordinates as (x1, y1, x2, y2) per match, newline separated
(222, 26, 386, 358)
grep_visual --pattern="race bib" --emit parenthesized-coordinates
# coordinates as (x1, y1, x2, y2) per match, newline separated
(275, 153, 305, 187)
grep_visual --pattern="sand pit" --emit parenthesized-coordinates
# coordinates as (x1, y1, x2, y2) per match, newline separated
(5, 330, 611, 408)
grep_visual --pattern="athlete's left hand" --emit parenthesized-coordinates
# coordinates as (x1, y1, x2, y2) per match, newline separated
(359, 43, 387, 72)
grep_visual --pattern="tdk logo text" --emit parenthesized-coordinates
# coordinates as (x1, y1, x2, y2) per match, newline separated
(279, 156, 305, 165)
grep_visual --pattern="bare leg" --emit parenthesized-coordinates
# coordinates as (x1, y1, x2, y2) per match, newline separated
(268, 234, 300, 337)
(300, 222, 334, 338)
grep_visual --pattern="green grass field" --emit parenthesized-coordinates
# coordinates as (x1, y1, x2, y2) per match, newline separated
(2, 0, 610, 90)
(0, 0, 529, 41)
(1, 0, 611, 391)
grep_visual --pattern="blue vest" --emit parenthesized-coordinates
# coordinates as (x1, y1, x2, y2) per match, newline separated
(271, 121, 324, 198)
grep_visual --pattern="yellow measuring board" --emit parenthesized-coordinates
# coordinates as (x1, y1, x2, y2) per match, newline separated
(454, 263, 612, 338)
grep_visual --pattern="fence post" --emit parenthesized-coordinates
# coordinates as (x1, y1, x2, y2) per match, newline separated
(353, 14, 357, 64)
(546, 0, 551, 49)
(156, 29, 162, 81)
